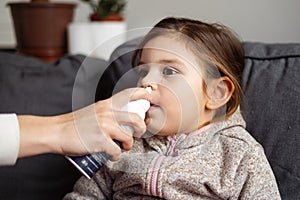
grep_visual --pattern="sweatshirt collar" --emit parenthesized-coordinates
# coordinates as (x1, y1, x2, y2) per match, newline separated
(144, 107, 246, 152)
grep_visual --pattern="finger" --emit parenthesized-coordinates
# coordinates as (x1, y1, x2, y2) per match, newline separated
(113, 111, 147, 137)
(112, 87, 152, 108)
(112, 128, 134, 151)
(102, 138, 122, 161)
(105, 130, 134, 152)
(100, 116, 135, 151)
(127, 87, 152, 101)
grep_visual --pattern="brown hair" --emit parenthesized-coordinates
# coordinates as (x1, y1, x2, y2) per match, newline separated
(132, 17, 244, 118)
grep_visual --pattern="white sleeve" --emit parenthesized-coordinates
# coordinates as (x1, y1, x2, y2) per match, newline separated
(0, 114, 20, 166)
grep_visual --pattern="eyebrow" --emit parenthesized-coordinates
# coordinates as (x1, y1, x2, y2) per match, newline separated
(139, 58, 186, 67)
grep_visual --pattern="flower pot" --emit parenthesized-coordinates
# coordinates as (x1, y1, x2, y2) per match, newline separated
(90, 13, 124, 22)
(68, 13, 126, 60)
(8, 2, 76, 63)
(68, 21, 127, 60)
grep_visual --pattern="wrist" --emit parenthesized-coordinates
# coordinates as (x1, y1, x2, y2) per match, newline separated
(46, 115, 64, 155)
(53, 112, 81, 156)
(18, 115, 60, 157)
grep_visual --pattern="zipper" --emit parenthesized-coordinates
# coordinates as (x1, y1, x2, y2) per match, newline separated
(149, 134, 186, 196)
(149, 155, 165, 196)
(166, 135, 176, 156)
(148, 126, 211, 196)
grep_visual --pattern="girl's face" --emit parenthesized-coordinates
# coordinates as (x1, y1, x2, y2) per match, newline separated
(136, 36, 213, 136)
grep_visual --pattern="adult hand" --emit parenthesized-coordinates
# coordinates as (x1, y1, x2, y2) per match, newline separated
(18, 87, 152, 161)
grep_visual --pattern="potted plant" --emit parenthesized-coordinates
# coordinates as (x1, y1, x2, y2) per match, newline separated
(8, 0, 76, 62)
(68, 0, 127, 60)
(81, 0, 126, 21)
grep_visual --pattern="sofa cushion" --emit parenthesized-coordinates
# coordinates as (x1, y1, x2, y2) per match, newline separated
(0, 52, 108, 200)
(241, 42, 300, 200)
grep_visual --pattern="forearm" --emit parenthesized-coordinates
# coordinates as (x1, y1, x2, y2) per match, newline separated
(17, 115, 62, 158)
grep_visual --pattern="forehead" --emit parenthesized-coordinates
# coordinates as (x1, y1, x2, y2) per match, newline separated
(141, 36, 200, 68)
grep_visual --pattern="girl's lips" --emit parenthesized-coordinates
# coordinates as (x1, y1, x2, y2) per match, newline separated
(149, 103, 160, 111)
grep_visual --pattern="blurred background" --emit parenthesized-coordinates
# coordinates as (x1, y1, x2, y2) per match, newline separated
(1, 0, 300, 48)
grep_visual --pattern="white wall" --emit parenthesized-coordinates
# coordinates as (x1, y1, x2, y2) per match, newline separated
(1, 0, 300, 47)
(125, 0, 300, 43)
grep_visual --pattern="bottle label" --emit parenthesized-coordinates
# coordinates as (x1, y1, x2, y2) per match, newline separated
(66, 153, 109, 179)
(66, 140, 120, 179)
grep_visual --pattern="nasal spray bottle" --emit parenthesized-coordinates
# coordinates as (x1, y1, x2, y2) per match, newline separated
(66, 87, 152, 179)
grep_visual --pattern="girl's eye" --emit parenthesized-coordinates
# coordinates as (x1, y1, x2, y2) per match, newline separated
(163, 67, 179, 75)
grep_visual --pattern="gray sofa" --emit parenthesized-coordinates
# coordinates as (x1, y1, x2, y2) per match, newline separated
(0, 40, 299, 199)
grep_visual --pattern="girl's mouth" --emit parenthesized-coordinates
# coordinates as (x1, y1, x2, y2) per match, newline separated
(149, 103, 160, 111)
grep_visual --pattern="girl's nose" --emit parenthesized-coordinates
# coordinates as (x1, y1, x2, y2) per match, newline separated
(142, 82, 158, 91)
(139, 73, 159, 91)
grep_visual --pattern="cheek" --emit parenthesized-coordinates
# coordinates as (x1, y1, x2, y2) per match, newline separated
(146, 87, 182, 135)
(146, 80, 204, 135)
(173, 82, 203, 132)
(167, 74, 207, 132)
(162, 90, 182, 129)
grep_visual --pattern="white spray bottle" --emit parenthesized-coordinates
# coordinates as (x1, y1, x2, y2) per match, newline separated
(120, 86, 151, 135)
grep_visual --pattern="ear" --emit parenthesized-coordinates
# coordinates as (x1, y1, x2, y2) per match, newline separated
(205, 77, 234, 110)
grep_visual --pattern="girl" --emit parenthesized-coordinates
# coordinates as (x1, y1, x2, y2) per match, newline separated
(64, 17, 280, 199)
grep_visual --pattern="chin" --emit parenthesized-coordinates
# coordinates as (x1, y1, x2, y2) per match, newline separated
(146, 111, 179, 136)
(146, 121, 176, 136)
(145, 119, 164, 136)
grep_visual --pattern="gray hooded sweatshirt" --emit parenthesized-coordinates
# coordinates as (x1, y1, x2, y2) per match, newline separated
(64, 109, 280, 199)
